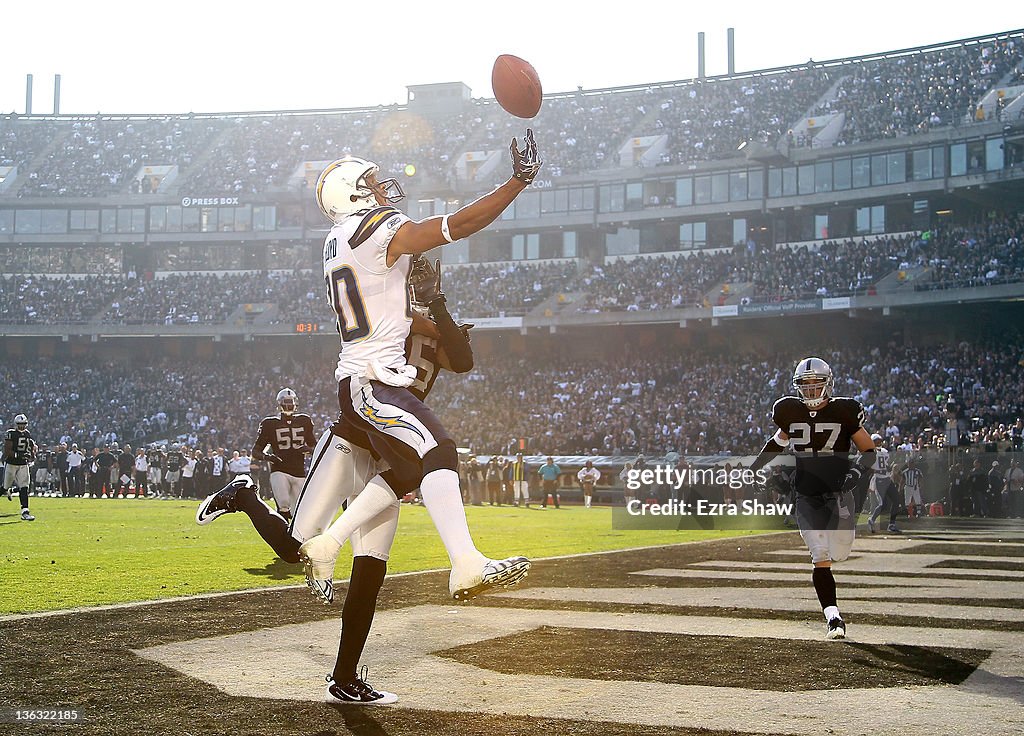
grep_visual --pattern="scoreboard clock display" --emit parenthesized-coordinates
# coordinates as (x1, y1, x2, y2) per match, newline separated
(294, 322, 322, 334)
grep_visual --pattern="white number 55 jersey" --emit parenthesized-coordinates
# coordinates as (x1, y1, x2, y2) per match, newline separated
(323, 205, 413, 381)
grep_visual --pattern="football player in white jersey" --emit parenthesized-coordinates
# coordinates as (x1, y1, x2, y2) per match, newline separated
(298, 132, 541, 609)
(866, 433, 901, 533)
(194, 262, 477, 705)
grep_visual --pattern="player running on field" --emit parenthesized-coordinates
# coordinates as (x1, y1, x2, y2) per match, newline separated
(250, 389, 316, 520)
(751, 357, 876, 640)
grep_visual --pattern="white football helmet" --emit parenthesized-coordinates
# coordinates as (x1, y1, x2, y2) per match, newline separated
(14, 413, 28, 429)
(315, 156, 405, 223)
(792, 357, 834, 408)
(277, 388, 297, 416)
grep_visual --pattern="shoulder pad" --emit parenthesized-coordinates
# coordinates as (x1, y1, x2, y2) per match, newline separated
(348, 206, 405, 249)
(772, 396, 801, 422)
(832, 397, 866, 426)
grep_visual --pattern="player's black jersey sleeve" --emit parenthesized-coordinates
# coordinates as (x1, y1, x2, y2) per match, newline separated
(251, 420, 273, 459)
(429, 299, 473, 374)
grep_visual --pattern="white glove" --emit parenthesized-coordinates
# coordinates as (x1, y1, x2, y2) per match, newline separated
(366, 360, 417, 388)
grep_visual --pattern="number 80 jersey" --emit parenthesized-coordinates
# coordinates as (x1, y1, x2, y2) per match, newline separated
(323, 205, 414, 382)
(772, 395, 866, 496)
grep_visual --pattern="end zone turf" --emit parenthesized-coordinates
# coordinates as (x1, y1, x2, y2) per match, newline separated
(0, 498, 758, 614)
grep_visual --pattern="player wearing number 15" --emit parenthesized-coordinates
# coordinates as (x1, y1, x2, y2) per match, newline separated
(250, 388, 315, 520)
(750, 357, 876, 641)
(313, 130, 541, 604)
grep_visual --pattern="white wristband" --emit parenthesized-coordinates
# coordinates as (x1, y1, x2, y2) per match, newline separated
(440, 214, 454, 243)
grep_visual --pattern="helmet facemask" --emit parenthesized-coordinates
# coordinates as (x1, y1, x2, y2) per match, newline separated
(794, 376, 832, 407)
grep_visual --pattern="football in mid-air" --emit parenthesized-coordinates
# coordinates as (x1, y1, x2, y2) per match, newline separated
(491, 54, 543, 118)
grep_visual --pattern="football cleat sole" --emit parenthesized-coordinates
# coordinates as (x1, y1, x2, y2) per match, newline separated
(452, 557, 531, 602)
(195, 493, 231, 525)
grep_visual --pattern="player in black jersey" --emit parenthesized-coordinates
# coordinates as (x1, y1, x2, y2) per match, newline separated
(751, 357, 876, 640)
(34, 445, 52, 496)
(146, 445, 165, 496)
(196, 258, 474, 705)
(247, 389, 316, 520)
(164, 446, 184, 497)
(4, 414, 37, 520)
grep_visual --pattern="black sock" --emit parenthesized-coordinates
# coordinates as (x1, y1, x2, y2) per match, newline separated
(812, 566, 837, 610)
(334, 556, 387, 683)
(19, 487, 29, 509)
(235, 488, 300, 563)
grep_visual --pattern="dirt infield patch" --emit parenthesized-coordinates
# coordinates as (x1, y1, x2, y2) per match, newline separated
(439, 626, 989, 691)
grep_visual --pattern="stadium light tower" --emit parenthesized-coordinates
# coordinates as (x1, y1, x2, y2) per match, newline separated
(698, 32, 706, 80)
(54, 74, 61, 115)
(25, 74, 33, 115)
(728, 28, 736, 75)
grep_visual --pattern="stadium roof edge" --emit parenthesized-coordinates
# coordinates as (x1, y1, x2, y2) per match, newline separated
(3, 28, 1021, 121)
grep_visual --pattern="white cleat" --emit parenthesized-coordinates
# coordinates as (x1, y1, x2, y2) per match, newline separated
(299, 534, 340, 604)
(450, 555, 531, 601)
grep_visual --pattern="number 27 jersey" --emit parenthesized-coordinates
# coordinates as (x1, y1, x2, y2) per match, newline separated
(772, 395, 866, 495)
(323, 205, 413, 382)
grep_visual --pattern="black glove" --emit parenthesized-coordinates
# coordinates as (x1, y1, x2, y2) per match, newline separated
(410, 257, 443, 307)
(841, 465, 863, 494)
(265, 453, 283, 465)
(510, 128, 542, 184)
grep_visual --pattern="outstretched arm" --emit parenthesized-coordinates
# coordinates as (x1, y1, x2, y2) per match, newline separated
(386, 130, 542, 264)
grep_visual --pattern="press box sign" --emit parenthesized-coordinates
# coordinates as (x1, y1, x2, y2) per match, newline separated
(181, 196, 241, 207)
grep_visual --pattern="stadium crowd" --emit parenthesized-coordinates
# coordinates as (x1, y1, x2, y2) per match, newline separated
(2, 214, 1022, 323)
(15, 117, 221, 198)
(100, 271, 316, 325)
(0, 354, 335, 460)
(5, 334, 1024, 464)
(651, 67, 829, 165)
(1, 32, 1019, 194)
(0, 274, 122, 324)
(812, 36, 1024, 145)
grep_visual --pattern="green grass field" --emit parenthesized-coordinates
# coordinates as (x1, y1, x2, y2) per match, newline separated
(0, 497, 763, 615)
